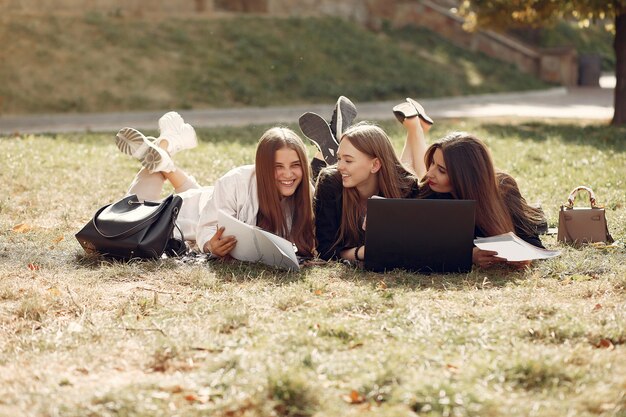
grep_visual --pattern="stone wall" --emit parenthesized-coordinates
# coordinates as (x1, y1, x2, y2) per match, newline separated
(0, 0, 578, 85)
(390, 0, 577, 85)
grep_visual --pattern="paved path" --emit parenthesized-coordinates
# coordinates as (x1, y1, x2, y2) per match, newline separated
(0, 86, 615, 135)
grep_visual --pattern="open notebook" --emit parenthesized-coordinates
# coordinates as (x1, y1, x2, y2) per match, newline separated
(474, 232, 560, 261)
(217, 209, 299, 271)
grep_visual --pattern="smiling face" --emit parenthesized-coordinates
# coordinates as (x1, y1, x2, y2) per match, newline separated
(336, 138, 380, 192)
(425, 148, 453, 193)
(274, 147, 303, 198)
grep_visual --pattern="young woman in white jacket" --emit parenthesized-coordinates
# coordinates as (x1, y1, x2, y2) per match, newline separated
(117, 112, 315, 258)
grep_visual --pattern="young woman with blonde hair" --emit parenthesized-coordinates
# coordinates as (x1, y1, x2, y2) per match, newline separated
(314, 122, 419, 261)
(117, 112, 315, 259)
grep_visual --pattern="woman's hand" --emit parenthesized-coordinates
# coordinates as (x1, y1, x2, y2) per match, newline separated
(205, 226, 237, 257)
(339, 245, 365, 262)
(472, 247, 506, 268)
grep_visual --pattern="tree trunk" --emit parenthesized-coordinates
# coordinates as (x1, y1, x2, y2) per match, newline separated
(612, 11, 626, 125)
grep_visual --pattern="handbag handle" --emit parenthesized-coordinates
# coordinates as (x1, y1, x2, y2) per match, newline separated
(566, 186, 597, 208)
(92, 195, 174, 239)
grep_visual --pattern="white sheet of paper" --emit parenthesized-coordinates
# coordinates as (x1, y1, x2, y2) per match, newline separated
(217, 209, 260, 262)
(474, 232, 560, 262)
(257, 230, 299, 270)
(217, 209, 299, 270)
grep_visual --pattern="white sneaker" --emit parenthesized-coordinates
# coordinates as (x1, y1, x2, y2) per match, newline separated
(142, 137, 176, 173)
(115, 127, 152, 159)
(115, 127, 175, 173)
(157, 111, 197, 155)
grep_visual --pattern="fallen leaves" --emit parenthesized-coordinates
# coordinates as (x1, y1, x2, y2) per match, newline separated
(12, 224, 65, 248)
(595, 338, 615, 350)
(148, 385, 219, 406)
(446, 363, 460, 373)
(13, 223, 33, 233)
(342, 389, 366, 404)
(47, 287, 61, 297)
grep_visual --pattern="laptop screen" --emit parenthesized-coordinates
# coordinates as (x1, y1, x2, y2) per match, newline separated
(364, 198, 476, 273)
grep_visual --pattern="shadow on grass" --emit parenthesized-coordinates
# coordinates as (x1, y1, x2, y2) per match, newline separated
(73, 252, 182, 272)
(207, 258, 526, 291)
(195, 257, 305, 285)
(338, 264, 525, 290)
(73, 251, 529, 291)
(480, 122, 626, 152)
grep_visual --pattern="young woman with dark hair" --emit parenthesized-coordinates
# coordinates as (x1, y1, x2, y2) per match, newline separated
(401, 117, 545, 268)
(419, 132, 516, 237)
(116, 112, 315, 259)
(314, 122, 419, 261)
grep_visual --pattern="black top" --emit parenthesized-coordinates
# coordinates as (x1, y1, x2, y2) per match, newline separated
(311, 158, 326, 182)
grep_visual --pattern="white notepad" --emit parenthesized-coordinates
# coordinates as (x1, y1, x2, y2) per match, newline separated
(217, 209, 299, 271)
(474, 232, 560, 262)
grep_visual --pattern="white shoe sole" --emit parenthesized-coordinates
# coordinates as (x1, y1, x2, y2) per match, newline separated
(116, 127, 150, 159)
(141, 145, 166, 173)
(116, 127, 173, 173)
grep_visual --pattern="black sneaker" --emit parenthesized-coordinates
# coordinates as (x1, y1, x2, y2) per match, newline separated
(393, 98, 434, 125)
(299, 112, 339, 165)
(329, 95, 358, 140)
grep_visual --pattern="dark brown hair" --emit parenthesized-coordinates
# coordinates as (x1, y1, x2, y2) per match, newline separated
(255, 127, 315, 257)
(337, 122, 418, 248)
(420, 132, 514, 236)
(497, 172, 546, 236)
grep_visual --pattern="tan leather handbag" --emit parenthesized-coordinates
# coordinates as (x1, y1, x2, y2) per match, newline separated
(557, 186, 614, 246)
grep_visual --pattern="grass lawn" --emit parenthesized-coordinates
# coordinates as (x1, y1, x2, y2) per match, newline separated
(0, 119, 625, 417)
(0, 15, 547, 115)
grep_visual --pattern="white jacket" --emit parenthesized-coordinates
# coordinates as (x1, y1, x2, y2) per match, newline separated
(177, 165, 259, 252)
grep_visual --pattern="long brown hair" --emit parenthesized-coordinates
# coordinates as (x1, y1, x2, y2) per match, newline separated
(337, 122, 418, 248)
(497, 172, 546, 236)
(420, 132, 514, 236)
(255, 127, 315, 257)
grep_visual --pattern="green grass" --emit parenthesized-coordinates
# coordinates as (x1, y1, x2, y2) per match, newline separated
(0, 119, 625, 416)
(0, 14, 548, 115)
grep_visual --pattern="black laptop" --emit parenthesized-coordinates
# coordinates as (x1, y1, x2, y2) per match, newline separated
(364, 198, 476, 273)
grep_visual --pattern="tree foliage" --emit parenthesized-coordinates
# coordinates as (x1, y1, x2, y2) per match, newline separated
(459, 0, 626, 31)
(459, 0, 626, 125)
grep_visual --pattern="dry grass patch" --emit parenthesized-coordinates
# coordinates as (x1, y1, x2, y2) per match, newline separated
(0, 120, 625, 416)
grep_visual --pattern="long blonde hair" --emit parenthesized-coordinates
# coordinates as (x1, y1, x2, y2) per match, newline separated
(337, 122, 417, 248)
(255, 127, 315, 257)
